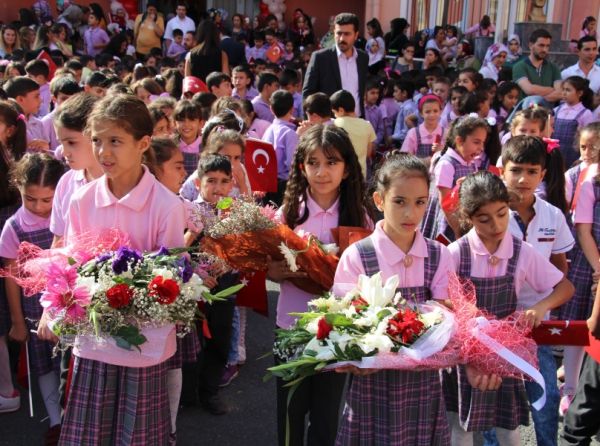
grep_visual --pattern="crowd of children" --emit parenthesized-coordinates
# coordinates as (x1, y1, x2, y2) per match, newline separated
(1, 4, 600, 446)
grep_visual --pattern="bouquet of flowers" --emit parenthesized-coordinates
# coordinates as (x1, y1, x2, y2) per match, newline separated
(195, 197, 339, 294)
(268, 273, 459, 384)
(2, 231, 242, 366)
(267, 273, 547, 409)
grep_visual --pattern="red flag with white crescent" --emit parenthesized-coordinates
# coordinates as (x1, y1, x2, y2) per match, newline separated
(245, 138, 277, 192)
(236, 271, 268, 316)
(36, 50, 57, 81)
(531, 320, 590, 346)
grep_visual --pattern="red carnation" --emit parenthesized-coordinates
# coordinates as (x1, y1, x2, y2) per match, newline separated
(316, 317, 333, 340)
(148, 276, 180, 305)
(387, 309, 425, 344)
(351, 296, 369, 313)
(106, 284, 133, 309)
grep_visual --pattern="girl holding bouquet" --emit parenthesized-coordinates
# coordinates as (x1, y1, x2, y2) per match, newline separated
(445, 171, 574, 445)
(333, 152, 456, 445)
(0, 153, 64, 442)
(42, 95, 186, 445)
(268, 124, 373, 446)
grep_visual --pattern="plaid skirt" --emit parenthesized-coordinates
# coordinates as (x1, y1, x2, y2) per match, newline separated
(560, 244, 595, 320)
(336, 370, 450, 445)
(442, 365, 529, 431)
(182, 152, 199, 177)
(22, 292, 60, 376)
(166, 326, 201, 369)
(59, 357, 170, 446)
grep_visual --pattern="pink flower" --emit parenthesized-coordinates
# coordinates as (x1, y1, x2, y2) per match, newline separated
(40, 263, 91, 321)
(259, 205, 282, 224)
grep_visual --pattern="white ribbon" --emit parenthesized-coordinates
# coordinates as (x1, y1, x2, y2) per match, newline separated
(472, 316, 546, 410)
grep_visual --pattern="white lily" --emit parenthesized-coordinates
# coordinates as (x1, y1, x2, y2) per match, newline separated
(357, 332, 394, 354)
(357, 273, 399, 308)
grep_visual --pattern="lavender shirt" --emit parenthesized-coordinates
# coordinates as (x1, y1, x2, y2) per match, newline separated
(337, 46, 360, 116)
(364, 103, 384, 145)
(41, 109, 59, 151)
(84, 26, 109, 56)
(251, 96, 275, 122)
(37, 83, 51, 118)
(246, 45, 267, 61)
(392, 99, 418, 141)
(263, 118, 298, 180)
(26, 115, 45, 143)
(232, 86, 259, 101)
(292, 92, 303, 119)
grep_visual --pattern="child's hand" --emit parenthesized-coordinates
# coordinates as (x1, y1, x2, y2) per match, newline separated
(588, 315, 600, 340)
(266, 255, 308, 282)
(524, 302, 548, 328)
(465, 365, 502, 391)
(36, 311, 59, 342)
(232, 164, 248, 195)
(296, 120, 313, 136)
(334, 364, 379, 376)
(203, 275, 218, 289)
(431, 142, 443, 153)
(28, 140, 50, 152)
(9, 320, 28, 343)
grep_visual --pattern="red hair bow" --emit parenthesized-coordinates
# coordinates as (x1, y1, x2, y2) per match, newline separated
(542, 137, 560, 154)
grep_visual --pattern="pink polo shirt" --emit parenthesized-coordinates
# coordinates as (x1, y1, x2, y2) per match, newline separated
(0, 206, 50, 259)
(401, 123, 444, 156)
(247, 117, 272, 140)
(433, 148, 473, 189)
(573, 175, 600, 225)
(448, 229, 563, 304)
(50, 169, 88, 237)
(275, 193, 347, 329)
(65, 166, 186, 251)
(179, 135, 202, 154)
(333, 221, 453, 300)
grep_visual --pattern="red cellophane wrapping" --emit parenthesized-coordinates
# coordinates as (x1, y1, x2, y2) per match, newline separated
(449, 274, 539, 378)
(201, 225, 338, 294)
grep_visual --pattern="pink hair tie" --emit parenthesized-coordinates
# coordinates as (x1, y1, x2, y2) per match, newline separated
(17, 114, 26, 122)
(418, 94, 442, 110)
(542, 137, 560, 154)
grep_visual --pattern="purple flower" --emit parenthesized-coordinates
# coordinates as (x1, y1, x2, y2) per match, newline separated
(154, 246, 170, 257)
(96, 252, 112, 263)
(111, 247, 143, 274)
(175, 256, 193, 283)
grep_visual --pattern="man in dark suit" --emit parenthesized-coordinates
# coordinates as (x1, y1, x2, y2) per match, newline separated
(220, 28, 247, 67)
(302, 13, 369, 117)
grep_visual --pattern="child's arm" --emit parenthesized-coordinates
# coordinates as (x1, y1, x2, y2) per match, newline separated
(588, 282, 600, 339)
(576, 223, 600, 274)
(184, 230, 199, 247)
(4, 259, 28, 343)
(549, 253, 568, 275)
(266, 255, 308, 283)
(524, 277, 574, 327)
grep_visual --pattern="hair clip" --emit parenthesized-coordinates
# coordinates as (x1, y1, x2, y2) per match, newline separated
(542, 137, 560, 154)
(485, 116, 497, 126)
(224, 108, 244, 132)
(17, 114, 26, 122)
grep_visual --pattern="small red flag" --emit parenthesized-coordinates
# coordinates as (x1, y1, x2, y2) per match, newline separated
(531, 320, 590, 346)
(36, 50, 57, 81)
(245, 138, 277, 192)
(487, 165, 501, 176)
(236, 271, 268, 316)
(266, 44, 282, 63)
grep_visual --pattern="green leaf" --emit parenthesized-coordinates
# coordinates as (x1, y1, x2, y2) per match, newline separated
(325, 313, 353, 326)
(216, 197, 233, 210)
(213, 283, 245, 298)
(114, 336, 133, 351)
(377, 309, 393, 319)
(67, 257, 77, 266)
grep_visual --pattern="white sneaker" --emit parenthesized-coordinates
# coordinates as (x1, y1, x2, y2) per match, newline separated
(0, 390, 20, 413)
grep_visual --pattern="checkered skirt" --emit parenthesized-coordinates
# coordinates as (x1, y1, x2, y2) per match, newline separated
(421, 155, 475, 240)
(8, 218, 59, 375)
(559, 180, 600, 320)
(182, 151, 199, 178)
(442, 236, 529, 431)
(166, 324, 201, 369)
(335, 237, 451, 445)
(551, 106, 586, 169)
(59, 358, 170, 446)
(0, 205, 21, 336)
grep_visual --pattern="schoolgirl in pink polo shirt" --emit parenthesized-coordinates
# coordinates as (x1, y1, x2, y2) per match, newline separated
(50, 94, 103, 246)
(56, 95, 186, 445)
(0, 153, 65, 442)
(268, 124, 373, 446)
(401, 94, 444, 160)
(445, 172, 573, 445)
(333, 153, 454, 445)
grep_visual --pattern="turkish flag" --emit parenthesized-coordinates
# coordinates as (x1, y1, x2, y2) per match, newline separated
(487, 165, 501, 176)
(266, 44, 282, 63)
(531, 320, 590, 346)
(36, 50, 57, 81)
(245, 138, 277, 192)
(236, 271, 268, 316)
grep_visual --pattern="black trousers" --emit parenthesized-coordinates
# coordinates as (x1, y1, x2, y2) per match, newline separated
(561, 354, 600, 445)
(197, 287, 236, 400)
(275, 353, 347, 446)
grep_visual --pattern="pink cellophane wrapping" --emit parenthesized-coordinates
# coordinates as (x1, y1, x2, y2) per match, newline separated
(326, 274, 539, 378)
(0, 229, 130, 296)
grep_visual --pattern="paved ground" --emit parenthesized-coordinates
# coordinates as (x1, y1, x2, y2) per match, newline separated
(1, 282, 599, 445)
